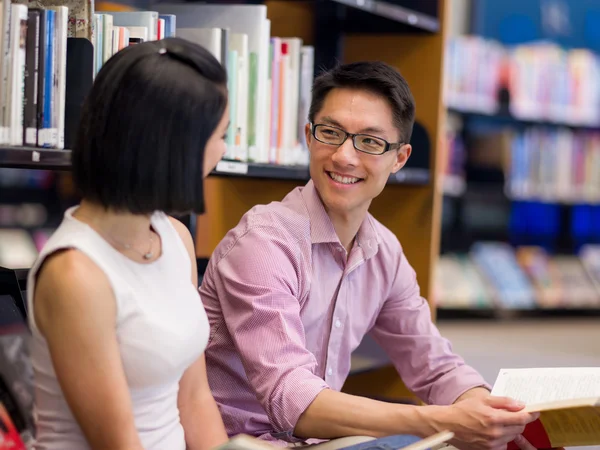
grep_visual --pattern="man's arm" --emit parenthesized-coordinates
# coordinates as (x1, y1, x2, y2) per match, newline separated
(201, 226, 329, 437)
(369, 250, 490, 406)
(295, 389, 436, 439)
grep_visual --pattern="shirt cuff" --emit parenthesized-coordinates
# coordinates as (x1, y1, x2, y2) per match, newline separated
(428, 365, 492, 406)
(268, 370, 330, 438)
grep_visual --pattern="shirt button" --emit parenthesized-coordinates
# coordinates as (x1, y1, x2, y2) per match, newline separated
(335, 319, 342, 328)
(327, 368, 333, 376)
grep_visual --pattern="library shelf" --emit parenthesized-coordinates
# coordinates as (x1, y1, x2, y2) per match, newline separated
(213, 159, 430, 185)
(330, 0, 440, 33)
(436, 306, 600, 321)
(0, 146, 72, 171)
(447, 105, 600, 131)
(0, 147, 430, 185)
(211, 160, 310, 181)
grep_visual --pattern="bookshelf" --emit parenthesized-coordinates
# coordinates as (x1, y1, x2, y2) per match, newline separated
(437, 22, 600, 319)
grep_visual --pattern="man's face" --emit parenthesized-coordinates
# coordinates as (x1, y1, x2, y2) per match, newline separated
(305, 87, 411, 218)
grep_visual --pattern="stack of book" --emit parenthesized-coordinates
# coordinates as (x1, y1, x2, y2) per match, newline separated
(153, 3, 314, 167)
(0, 1, 315, 168)
(509, 43, 600, 125)
(444, 36, 600, 126)
(92, 11, 176, 77)
(0, 0, 74, 149)
(506, 127, 600, 204)
(435, 243, 600, 311)
(444, 35, 506, 114)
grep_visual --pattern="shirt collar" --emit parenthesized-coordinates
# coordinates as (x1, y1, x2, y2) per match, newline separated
(300, 180, 380, 260)
(301, 180, 339, 244)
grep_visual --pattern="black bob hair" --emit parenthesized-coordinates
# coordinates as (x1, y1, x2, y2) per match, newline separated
(72, 37, 228, 216)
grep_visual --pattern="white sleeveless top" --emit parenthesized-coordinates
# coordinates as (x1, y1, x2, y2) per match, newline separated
(26, 206, 210, 450)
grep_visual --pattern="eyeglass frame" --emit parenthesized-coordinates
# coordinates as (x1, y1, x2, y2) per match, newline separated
(309, 122, 406, 156)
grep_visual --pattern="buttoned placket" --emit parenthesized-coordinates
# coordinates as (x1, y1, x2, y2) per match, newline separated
(323, 241, 367, 385)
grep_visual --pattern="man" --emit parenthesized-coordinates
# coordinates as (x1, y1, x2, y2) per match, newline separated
(199, 61, 540, 450)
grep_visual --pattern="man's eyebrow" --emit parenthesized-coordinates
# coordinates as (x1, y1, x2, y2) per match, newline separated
(320, 116, 344, 128)
(359, 126, 386, 135)
(320, 116, 387, 136)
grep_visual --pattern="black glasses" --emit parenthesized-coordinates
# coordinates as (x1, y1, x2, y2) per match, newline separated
(310, 123, 404, 155)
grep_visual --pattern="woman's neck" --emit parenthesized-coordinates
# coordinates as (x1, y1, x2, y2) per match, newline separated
(72, 199, 154, 248)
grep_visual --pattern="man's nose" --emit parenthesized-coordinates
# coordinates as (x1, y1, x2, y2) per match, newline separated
(332, 137, 358, 164)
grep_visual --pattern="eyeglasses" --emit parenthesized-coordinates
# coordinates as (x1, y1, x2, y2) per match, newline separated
(310, 123, 405, 156)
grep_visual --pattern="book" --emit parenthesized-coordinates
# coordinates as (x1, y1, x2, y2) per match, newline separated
(491, 367, 600, 449)
(213, 432, 455, 450)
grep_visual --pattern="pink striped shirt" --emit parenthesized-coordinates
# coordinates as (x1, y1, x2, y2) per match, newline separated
(199, 180, 487, 443)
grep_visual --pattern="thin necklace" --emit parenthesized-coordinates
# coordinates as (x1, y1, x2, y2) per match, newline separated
(74, 212, 156, 260)
(116, 232, 155, 260)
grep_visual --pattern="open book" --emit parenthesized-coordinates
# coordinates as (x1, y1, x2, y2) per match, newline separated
(213, 431, 455, 450)
(491, 367, 600, 449)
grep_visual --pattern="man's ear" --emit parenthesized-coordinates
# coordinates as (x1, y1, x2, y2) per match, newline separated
(391, 144, 412, 173)
(304, 123, 312, 149)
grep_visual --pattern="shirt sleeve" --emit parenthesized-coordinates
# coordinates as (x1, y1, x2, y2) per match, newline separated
(207, 225, 329, 436)
(369, 249, 491, 406)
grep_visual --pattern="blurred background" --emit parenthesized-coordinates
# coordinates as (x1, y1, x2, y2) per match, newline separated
(435, 0, 600, 393)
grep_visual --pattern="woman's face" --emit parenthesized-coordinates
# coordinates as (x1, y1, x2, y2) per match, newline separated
(203, 104, 230, 178)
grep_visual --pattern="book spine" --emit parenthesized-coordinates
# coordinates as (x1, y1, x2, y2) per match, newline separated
(247, 52, 258, 161)
(35, 8, 47, 148)
(93, 14, 103, 76)
(0, 0, 12, 144)
(9, 4, 28, 146)
(23, 9, 40, 146)
(269, 37, 280, 164)
(102, 13, 112, 64)
(53, 6, 67, 150)
(39, 9, 54, 148)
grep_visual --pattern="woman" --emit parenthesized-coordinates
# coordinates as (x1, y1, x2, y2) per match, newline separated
(27, 38, 230, 450)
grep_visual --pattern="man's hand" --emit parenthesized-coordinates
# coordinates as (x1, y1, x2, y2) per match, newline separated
(429, 396, 539, 450)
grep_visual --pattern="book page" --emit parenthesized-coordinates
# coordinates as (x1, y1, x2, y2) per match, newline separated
(540, 406, 600, 447)
(492, 368, 600, 404)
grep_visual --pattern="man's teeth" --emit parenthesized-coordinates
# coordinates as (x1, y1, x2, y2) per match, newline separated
(329, 172, 360, 184)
